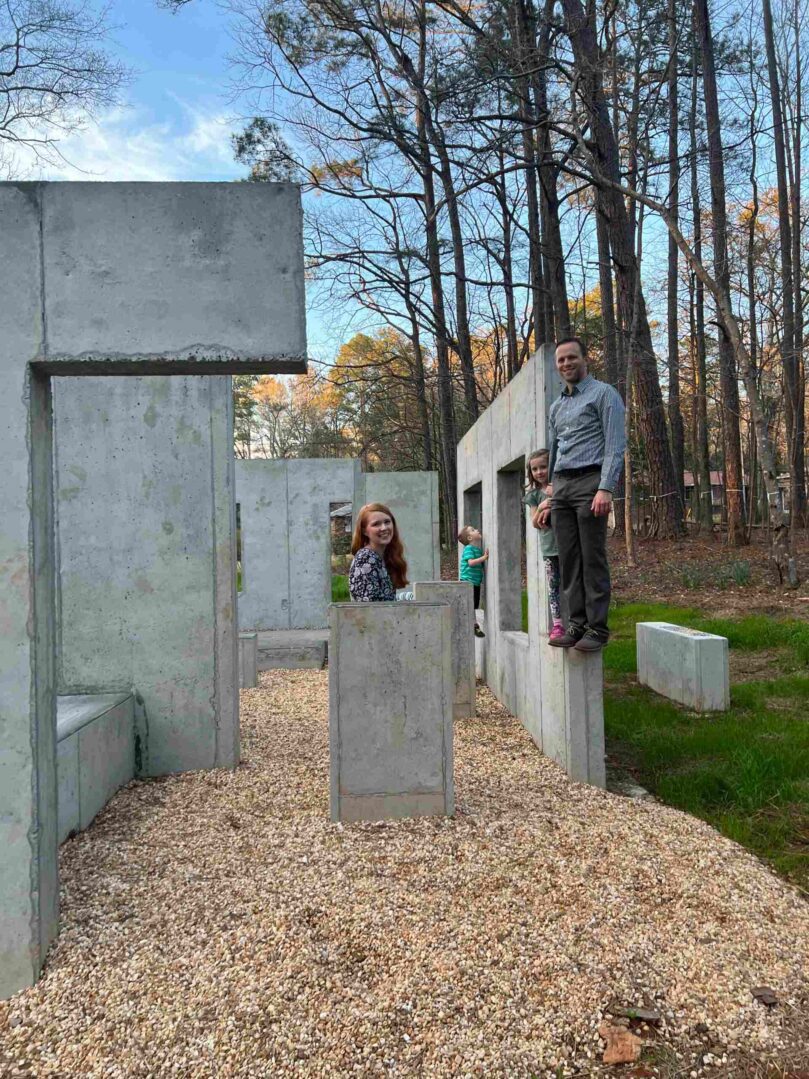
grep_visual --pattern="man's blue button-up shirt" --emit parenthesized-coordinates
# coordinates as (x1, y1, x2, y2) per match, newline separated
(547, 373, 626, 493)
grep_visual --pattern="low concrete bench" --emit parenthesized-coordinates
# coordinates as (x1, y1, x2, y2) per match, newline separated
(329, 602, 454, 822)
(413, 581, 476, 719)
(57, 693, 135, 844)
(637, 622, 729, 712)
(256, 629, 328, 670)
(239, 632, 258, 688)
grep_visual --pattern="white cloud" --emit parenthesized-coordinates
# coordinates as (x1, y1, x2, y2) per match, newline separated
(6, 102, 244, 182)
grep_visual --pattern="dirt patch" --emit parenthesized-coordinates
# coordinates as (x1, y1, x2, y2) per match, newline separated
(610, 532, 809, 619)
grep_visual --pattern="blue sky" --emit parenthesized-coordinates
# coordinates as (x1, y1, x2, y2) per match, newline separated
(19, 0, 245, 184)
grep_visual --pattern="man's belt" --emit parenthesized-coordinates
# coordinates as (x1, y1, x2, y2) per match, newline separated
(554, 464, 601, 478)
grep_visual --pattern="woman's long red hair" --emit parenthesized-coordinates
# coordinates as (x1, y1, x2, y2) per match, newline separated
(351, 502, 409, 588)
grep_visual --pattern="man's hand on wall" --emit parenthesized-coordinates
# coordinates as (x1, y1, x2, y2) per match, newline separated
(591, 490, 613, 517)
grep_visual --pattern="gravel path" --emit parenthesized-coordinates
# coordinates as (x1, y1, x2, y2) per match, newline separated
(2, 671, 808, 1077)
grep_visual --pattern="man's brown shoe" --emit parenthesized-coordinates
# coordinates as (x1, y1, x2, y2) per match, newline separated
(548, 628, 584, 648)
(573, 630, 607, 653)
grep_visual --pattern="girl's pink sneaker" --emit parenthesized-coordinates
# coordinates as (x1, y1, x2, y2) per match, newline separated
(549, 623, 566, 642)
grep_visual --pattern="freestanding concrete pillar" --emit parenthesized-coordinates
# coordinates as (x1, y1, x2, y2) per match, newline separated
(413, 582, 476, 719)
(239, 633, 259, 689)
(329, 603, 454, 822)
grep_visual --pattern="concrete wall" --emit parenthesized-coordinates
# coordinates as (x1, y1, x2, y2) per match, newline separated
(637, 622, 729, 712)
(329, 603, 454, 822)
(0, 181, 306, 999)
(237, 458, 359, 631)
(54, 375, 238, 775)
(236, 460, 440, 630)
(456, 346, 606, 788)
(361, 471, 441, 586)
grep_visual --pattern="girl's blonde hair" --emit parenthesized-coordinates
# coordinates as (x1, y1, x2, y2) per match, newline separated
(526, 449, 550, 489)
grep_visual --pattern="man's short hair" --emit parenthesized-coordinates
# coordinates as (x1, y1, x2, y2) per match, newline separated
(458, 525, 473, 545)
(555, 335, 588, 358)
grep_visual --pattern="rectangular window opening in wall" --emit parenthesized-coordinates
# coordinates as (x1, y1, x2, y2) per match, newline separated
(496, 458, 527, 633)
(330, 502, 353, 600)
(236, 502, 243, 593)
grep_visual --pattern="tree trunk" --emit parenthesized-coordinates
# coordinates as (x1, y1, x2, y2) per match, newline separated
(534, 0, 570, 338)
(762, 0, 802, 547)
(415, 30, 457, 537)
(693, 0, 746, 547)
(560, 0, 684, 538)
(667, 0, 685, 507)
(515, 0, 549, 348)
(689, 44, 714, 530)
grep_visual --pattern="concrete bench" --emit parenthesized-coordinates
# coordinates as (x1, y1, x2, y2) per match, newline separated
(239, 632, 258, 688)
(637, 622, 729, 712)
(413, 581, 476, 719)
(329, 602, 454, 822)
(57, 693, 135, 844)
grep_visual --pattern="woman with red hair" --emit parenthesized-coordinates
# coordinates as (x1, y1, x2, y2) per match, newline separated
(348, 503, 409, 602)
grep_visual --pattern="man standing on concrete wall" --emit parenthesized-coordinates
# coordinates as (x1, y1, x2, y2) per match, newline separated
(539, 337, 625, 652)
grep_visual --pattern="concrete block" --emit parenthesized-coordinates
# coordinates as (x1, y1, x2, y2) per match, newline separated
(56, 693, 135, 844)
(637, 622, 730, 712)
(239, 633, 258, 688)
(329, 603, 454, 822)
(40, 182, 307, 373)
(257, 630, 328, 670)
(413, 582, 476, 719)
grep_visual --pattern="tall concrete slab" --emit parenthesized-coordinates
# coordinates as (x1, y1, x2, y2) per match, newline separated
(236, 460, 439, 631)
(237, 458, 357, 630)
(54, 376, 238, 775)
(329, 603, 454, 822)
(457, 347, 606, 788)
(414, 582, 476, 719)
(361, 471, 441, 583)
(0, 181, 306, 999)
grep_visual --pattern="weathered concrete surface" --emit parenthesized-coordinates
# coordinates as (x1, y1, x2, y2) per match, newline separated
(413, 582, 476, 719)
(0, 181, 307, 999)
(236, 460, 439, 632)
(38, 182, 307, 374)
(329, 603, 454, 822)
(56, 693, 135, 844)
(361, 471, 441, 584)
(54, 376, 239, 776)
(637, 622, 730, 712)
(257, 630, 328, 670)
(457, 346, 606, 788)
(237, 459, 358, 631)
(239, 633, 258, 689)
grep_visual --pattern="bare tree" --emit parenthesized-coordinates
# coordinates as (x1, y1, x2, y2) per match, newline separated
(0, 0, 127, 166)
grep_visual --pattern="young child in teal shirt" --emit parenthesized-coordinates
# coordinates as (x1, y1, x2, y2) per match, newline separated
(524, 448, 564, 641)
(458, 524, 489, 638)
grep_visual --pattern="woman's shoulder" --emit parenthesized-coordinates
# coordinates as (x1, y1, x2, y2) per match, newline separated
(352, 545, 379, 562)
(351, 546, 382, 569)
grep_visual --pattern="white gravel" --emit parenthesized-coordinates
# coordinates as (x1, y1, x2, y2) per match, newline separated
(1, 670, 808, 1077)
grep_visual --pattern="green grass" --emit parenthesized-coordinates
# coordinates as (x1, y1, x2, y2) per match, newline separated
(332, 574, 350, 602)
(605, 601, 809, 888)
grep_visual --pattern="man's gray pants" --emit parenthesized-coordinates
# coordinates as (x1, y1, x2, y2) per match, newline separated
(551, 468, 611, 640)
